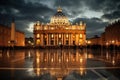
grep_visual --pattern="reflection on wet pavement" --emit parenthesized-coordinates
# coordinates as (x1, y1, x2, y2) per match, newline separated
(0, 49, 120, 80)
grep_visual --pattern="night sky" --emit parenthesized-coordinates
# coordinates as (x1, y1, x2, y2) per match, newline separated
(0, 0, 120, 38)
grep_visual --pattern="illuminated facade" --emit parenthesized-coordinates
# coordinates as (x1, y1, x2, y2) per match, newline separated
(87, 20, 120, 46)
(34, 49, 86, 78)
(34, 7, 86, 47)
(0, 22, 25, 47)
(87, 35, 101, 45)
(105, 21, 120, 46)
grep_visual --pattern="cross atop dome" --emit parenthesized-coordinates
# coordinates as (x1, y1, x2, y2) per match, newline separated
(57, 6, 62, 12)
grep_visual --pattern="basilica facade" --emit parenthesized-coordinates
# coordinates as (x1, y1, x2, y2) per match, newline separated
(33, 7, 86, 47)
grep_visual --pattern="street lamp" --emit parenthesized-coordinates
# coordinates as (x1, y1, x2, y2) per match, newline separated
(106, 42, 109, 50)
(87, 41, 91, 49)
(112, 40, 115, 52)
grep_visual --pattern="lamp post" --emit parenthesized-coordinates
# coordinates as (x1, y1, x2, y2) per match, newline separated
(106, 42, 109, 50)
(87, 41, 91, 49)
(112, 40, 115, 53)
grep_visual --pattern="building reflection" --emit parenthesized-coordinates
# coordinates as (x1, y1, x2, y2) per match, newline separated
(89, 49, 120, 66)
(0, 50, 25, 68)
(0, 49, 120, 79)
(33, 49, 86, 79)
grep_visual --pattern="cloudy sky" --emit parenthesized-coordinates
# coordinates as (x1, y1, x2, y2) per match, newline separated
(0, 0, 120, 38)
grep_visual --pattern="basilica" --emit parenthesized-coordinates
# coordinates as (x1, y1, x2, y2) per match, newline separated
(33, 7, 86, 47)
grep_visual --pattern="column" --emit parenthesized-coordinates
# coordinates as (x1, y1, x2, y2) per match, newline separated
(64, 34, 66, 45)
(41, 34, 43, 46)
(76, 50, 78, 62)
(76, 34, 78, 46)
(64, 34, 65, 45)
(71, 34, 73, 45)
(69, 34, 70, 46)
(48, 34, 49, 46)
(54, 34, 55, 46)
(57, 34, 58, 45)
(47, 34, 48, 46)
(49, 34, 51, 46)
(62, 34, 63, 45)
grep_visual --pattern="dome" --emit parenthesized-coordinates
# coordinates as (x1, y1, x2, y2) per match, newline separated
(50, 7, 69, 25)
(54, 7, 65, 17)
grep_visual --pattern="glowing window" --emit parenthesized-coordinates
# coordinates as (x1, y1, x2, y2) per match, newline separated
(59, 34, 61, 38)
(36, 27, 39, 30)
(66, 34, 68, 38)
(51, 34, 54, 38)
(44, 27, 47, 30)
(37, 34, 40, 38)
(80, 34, 83, 38)
(73, 35, 75, 39)
(36, 39, 40, 44)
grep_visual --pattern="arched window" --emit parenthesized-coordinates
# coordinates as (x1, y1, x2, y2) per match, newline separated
(37, 34, 40, 38)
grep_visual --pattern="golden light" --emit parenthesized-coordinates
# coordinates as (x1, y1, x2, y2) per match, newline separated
(80, 34, 83, 38)
(73, 35, 75, 39)
(37, 34, 40, 38)
(80, 68, 84, 76)
(59, 34, 61, 38)
(59, 58, 61, 63)
(65, 27, 69, 29)
(106, 52, 109, 59)
(7, 51, 10, 58)
(112, 57, 115, 65)
(28, 41, 31, 44)
(8, 41, 10, 44)
(88, 54, 94, 58)
(87, 41, 91, 44)
(106, 42, 109, 45)
(36, 58, 40, 63)
(51, 34, 54, 38)
(66, 58, 69, 62)
(36, 68, 40, 76)
(66, 34, 68, 38)
(51, 27, 54, 30)
(28, 51, 31, 57)
(44, 58, 47, 62)
(36, 26, 40, 30)
(112, 40, 115, 44)
(80, 58, 83, 63)
(73, 58, 75, 61)
(44, 27, 47, 30)
(36, 39, 40, 44)
(51, 58, 54, 62)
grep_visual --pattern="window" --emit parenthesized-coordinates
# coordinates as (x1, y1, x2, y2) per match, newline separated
(73, 35, 75, 39)
(80, 34, 82, 38)
(37, 34, 40, 38)
(36, 39, 40, 45)
(66, 34, 68, 38)
(59, 34, 61, 38)
(51, 34, 54, 38)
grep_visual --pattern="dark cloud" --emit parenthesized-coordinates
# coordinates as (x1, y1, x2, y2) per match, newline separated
(83, 0, 120, 12)
(72, 17, 108, 38)
(0, 0, 54, 37)
(102, 10, 120, 20)
(0, 0, 119, 38)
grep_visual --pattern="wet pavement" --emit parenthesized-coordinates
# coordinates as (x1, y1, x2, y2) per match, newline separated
(0, 49, 120, 80)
